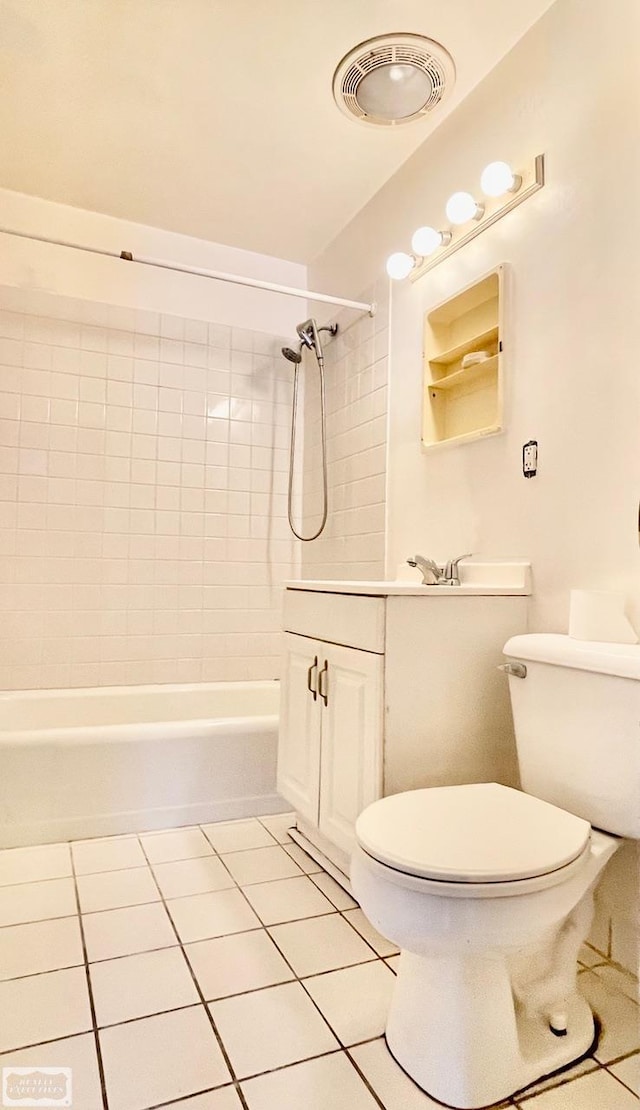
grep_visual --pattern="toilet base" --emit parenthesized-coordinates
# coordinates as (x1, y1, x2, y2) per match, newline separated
(386, 950, 596, 1109)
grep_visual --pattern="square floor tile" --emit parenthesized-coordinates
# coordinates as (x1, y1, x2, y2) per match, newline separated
(167, 889, 261, 943)
(241, 1050, 380, 1110)
(77, 866, 160, 913)
(141, 827, 215, 864)
(162, 1090, 243, 1110)
(100, 1006, 231, 1110)
(0, 876, 77, 927)
(242, 875, 335, 925)
(283, 843, 323, 874)
(186, 929, 294, 1000)
(221, 846, 303, 886)
(343, 907, 399, 957)
(303, 960, 395, 1045)
(83, 902, 176, 962)
(269, 914, 375, 977)
(90, 947, 199, 1026)
(152, 856, 236, 899)
(0, 916, 84, 980)
(608, 1052, 640, 1096)
(309, 871, 357, 909)
(579, 970, 640, 1062)
(592, 963, 639, 1002)
(0, 966, 92, 1052)
(517, 1065, 640, 1107)
(0, 1033, 103, 1110)
(209, 981, 338, 1079)
(72, 835, 146, 875)
(202, 819, 276, 853)
(351, 1038, 460, 1108)
(0, 842, 71, 887)
(257, 812, 295, 843)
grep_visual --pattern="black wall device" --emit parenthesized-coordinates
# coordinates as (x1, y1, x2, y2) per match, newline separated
(522, 440, 538, 478)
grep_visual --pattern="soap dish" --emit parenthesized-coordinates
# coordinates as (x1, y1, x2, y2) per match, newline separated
(461, 350, 490, 368)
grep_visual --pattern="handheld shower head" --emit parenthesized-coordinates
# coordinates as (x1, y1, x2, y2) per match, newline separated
(281, 345, 303, 364)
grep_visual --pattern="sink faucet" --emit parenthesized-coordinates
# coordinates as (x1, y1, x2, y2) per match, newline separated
(407, 554, 471, 586)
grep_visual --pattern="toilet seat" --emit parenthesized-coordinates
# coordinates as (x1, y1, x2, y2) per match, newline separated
(356, 783, 591, 885)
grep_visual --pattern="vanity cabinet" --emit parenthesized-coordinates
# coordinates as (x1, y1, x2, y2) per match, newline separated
(277, 580, 529, 880)
(278, 634, 383, 856)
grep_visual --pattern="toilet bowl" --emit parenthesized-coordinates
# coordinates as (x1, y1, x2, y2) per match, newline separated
(351, 784, 618, 1109)
(351, 634, 640, 1109)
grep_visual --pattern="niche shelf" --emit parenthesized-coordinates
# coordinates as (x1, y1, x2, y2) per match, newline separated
(422, 266, 504, 450)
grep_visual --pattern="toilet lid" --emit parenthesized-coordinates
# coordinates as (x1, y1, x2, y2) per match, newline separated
(356, 783, 591, 883)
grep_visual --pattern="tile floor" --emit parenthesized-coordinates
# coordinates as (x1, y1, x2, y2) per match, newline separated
(0, 813, 637, 1110)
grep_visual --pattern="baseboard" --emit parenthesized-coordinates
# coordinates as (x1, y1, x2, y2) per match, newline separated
(0, 792, 289, 848)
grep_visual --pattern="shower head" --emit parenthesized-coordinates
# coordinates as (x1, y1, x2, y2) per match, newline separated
(296, 319, 322, 357)
(295, 319, 338, 364)
(281, 345, 303, 364)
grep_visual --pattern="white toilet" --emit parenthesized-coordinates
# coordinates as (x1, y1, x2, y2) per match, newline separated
(351, 633, 640, 1109)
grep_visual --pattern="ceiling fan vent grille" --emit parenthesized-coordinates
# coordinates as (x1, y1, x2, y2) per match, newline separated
(334, 34, 455, 126)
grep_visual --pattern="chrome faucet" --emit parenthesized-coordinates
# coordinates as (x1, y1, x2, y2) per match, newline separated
(407, 553, 471, 586)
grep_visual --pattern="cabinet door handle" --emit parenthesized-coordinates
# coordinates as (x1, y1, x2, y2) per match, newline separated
(307, 656, 318, 701)
(318, 660, 329, 706)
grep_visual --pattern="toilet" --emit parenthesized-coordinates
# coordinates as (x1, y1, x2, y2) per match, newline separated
(350, 633, 640, 1109)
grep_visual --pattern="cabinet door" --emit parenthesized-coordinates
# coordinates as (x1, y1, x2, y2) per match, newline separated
(277, 633, 322, 825)
(318, 643, 383, 857)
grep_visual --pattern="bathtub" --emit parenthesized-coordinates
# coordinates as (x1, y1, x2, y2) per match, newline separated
(0, 681, 284, 848)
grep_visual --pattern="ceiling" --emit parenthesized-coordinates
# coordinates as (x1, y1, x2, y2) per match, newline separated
(0, 0, 556, 263)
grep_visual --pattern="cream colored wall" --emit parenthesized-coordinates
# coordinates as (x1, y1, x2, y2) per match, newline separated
(0, 188, 306, 335)
(310, 0, 639, 972)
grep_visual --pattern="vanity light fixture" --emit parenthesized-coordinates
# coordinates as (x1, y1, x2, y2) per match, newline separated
(385, 154, 544, 282)
(480, 160, 522, 197)
(386, 251, 416, 280)
(445, 191, 484, 225)
(411, 226, 452, 256)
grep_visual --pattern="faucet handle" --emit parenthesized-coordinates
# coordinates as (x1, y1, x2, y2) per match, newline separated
(444, 553, 472, 582)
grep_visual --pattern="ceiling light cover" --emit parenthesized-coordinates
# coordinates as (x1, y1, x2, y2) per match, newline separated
(333, 34, 456, 127)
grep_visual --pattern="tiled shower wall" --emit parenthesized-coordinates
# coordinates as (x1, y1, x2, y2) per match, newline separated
(301, 284, 388, 579)
(0, 286, 298, 689)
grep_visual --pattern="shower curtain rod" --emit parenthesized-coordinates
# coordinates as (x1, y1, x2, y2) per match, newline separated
(0, 226, 376, 317)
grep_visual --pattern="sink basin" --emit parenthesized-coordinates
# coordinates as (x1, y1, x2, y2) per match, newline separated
(286, 562, 531, 597)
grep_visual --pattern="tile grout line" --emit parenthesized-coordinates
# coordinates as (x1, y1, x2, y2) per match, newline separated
(602, 1052, 640, 1098)
(3, 821, 637, 1105)
(134, 832, 252, 1110)
(69, 843, 110, 1110)
(201, 832, 389, 1109)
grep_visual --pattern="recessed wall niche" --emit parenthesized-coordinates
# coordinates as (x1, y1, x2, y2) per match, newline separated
(422, 265, 504, 449)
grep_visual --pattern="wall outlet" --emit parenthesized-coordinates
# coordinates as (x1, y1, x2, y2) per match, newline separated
(523, 440, 538, 478)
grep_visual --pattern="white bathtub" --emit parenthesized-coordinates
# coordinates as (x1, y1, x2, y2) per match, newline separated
(0, 681, 284, 848)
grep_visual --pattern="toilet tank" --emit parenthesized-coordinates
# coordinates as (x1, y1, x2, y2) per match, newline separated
(503, 634, 640, 839)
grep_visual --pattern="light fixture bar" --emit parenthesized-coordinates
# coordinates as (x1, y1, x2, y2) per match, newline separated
(0, 226, 377, 317)
(410, 154, 545, 283)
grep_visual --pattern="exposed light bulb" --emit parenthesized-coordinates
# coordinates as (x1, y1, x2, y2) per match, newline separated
(386, 251, 415, 280)
(480, 161, 521, 197)
(445, 191, 484, 225)
(411, 226, 446, 257)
